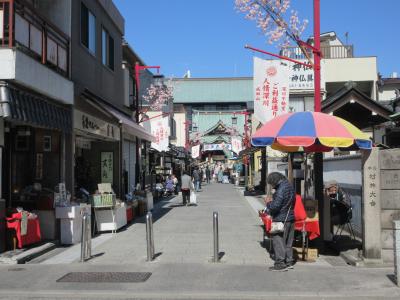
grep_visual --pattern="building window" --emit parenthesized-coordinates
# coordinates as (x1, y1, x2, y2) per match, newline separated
(102, 27, 114, 70)
(81, 2, 96, 54)
(43, 136, 52, 152)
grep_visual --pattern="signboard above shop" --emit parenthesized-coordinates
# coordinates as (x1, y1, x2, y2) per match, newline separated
(288, 60, 324, 90)
(74, 110, 120, 141)
(203, 143, 232, 151)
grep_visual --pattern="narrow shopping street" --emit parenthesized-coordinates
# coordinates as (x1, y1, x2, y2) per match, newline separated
(0, 183, 399, 299)
(40, 182, 271, 265)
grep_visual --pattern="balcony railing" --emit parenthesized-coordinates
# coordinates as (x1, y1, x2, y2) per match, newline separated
(281, 44, 354, 60)
(0, 0, 69, 77)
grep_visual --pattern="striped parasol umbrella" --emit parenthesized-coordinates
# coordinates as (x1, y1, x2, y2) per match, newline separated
(251, 111, 372, 152)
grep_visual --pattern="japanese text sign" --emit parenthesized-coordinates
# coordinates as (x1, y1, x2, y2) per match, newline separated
(191, 144, 200, 159)
(101, 152, 113, 184)
(150, 117, 170, 152)
(253, 57, 290, 124)
(231, 137, 243, 155)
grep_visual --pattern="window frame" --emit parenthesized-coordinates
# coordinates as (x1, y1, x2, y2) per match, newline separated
(80, 2, 96, 55)
(101, 25, 114, 71)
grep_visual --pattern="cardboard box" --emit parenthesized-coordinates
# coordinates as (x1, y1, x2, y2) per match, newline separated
(293, 247, 318, 261)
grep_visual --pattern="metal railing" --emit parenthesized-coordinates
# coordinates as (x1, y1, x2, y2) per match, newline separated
(0, 0, 69, 77)
(282, 44, 354, 60)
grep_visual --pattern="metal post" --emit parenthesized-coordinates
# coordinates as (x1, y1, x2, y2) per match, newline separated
(86, 214, 91, 259)
(80, 213, 89, 262)
(393, 220, 400, 286)
(213, 212, 219, 262)
(146, 212, 154, 261)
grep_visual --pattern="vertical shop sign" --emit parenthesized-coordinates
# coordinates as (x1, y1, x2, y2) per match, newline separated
(231, 137, 243, 154)
(253, 57, 290, 124)
(101, 152, 113, 184)
(35, 153, 43, 180)
(191, 144, 200, 159)
(150, 117, 170, 152)
(0, 9, 3, 39)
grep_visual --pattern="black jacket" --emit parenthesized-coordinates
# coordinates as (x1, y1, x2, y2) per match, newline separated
(266, 179, 295, 222)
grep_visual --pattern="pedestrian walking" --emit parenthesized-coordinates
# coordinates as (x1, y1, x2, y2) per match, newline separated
(181, 171, 193, 206)
(192, 167, 200, 191)
(199, 167, 204, 190)
(205, 166, 211, 184)
(172, 174, 179, 195)
(264, 172, 295, 271)
(218, 168, 223, 183)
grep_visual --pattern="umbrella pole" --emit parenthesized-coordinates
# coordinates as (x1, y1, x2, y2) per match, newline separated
(288, 153, 293, 186)
(304, 153, 308, 199)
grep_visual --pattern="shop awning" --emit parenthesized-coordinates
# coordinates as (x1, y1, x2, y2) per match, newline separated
(84, 94, 155, 143)
(0, 83, 71, 132)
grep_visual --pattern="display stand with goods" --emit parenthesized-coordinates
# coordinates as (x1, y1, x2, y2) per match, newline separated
(54, 183, 91, 245)
(91, 183, 127, 233)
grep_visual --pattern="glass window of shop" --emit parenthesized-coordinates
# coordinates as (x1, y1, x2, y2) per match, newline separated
(3, 125, 61, 211)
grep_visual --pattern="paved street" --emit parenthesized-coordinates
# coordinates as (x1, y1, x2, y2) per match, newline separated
(0, 183, 399, 299)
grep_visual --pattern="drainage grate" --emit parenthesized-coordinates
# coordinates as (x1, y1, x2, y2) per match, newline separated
(57, 272, 152, 283)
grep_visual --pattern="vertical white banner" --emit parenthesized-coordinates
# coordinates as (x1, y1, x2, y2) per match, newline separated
(231, 137, 243, 154)
(191, 144, 200, 159)
(0, 9, 3, 39)
(151, 117, 170, 152)
(253, 57, 290, 124)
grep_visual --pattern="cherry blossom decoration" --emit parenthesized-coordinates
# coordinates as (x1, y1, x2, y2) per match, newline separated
(142, 78, 174, 111)
(235, 0, 308, 49)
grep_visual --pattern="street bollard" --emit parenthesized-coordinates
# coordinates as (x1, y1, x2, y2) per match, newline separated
(146, 212, 154, 261)
(80, 213, 91, 262)
(213, 212, 219, 262)
(394, 220, 400, 286)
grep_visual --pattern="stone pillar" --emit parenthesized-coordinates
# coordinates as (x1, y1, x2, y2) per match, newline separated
(394, 220, 400, 286)
(362, 147, 382, 262)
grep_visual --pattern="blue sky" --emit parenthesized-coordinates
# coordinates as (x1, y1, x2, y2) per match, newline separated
(114, 0, 399, 79)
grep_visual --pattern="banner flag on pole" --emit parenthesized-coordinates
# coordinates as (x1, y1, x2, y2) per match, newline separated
(231, 137, 243, 154)
(253, 57, 290, 124)
(191, 144, 200, 159)
(150, 117, 170, 152)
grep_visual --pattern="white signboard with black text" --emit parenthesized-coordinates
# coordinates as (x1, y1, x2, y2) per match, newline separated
(289, 60, 314, 90)
(74, 110, 120, 141)
(253, 57, 290, 124)
(203, 143, 232, 151)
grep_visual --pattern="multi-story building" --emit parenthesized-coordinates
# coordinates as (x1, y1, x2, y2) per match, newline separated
(0, 0, 154, 250)
(0, 0, 74, 246)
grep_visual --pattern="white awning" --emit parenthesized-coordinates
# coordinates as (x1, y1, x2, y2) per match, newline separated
(85, 96, 155, 142)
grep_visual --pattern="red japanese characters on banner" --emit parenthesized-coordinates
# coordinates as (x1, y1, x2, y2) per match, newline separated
(191, 144, 200, 159)
(231, 137, 243, 155)
(150, 117, 169, 152)
(253, 57, 290, 124)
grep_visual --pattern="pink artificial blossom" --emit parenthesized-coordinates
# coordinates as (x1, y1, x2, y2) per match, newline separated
(235, 0, 308, 49)
(142, 78, 174, 111)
